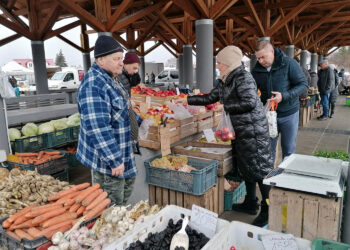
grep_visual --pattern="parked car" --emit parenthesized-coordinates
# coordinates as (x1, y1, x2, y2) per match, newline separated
(155, 69, 179, 88)
(48, 68, 84, 89)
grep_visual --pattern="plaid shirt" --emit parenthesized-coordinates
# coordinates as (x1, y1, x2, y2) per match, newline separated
(76, 63, 141, 178)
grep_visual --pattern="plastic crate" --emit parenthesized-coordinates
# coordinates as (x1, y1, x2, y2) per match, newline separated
(144, 154, 218, 195)
(7, 154, 68, 176)
(11, 134, 48, 153)
(46, 128, 71, 148)
(70, 125, 80, 141)
(201, 221, 312, 250)
(104, 205, 230, 250)
(224, 181, 246, 210)
(312, 238, 350, 250)
(0, 218, 48, 250)
(346, 96, 350, 107)
(52, 169, 69, 182)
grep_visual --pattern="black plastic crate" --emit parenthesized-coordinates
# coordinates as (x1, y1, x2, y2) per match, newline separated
(0, 218, 48, 250)
(7, 154, 68, 176)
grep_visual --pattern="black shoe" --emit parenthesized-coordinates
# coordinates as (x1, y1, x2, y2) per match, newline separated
(318, 116, 328, 121)
(252, 204, 268, 227)
(317, 115, 324, 119)
(232, 196, 259, 215)
(329, 113, 334, 118)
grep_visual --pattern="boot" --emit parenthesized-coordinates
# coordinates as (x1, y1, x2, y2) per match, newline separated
(252, 202, 268, 227)
(232, 196, 259, 215)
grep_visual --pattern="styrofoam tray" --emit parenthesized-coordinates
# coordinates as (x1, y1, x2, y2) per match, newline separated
(105, 205, 230, 250)
(201, 221, 312, 250)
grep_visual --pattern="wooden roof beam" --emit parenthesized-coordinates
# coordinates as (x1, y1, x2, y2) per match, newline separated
(159, 13, 186, 44)
(112, 34, 129, 49)
(94, 0, 111, 23)
(229, 13, 258, 36)
(226, 18, 234, 44)
(214, 24, 228, 46)
(56, 0, 105, 32)
(106, 0, 133, 30)
(44, 20, 81, 40)
(242, 0, 265, 36)
(57, 34, 84, 52)
(319, 33, 343, 50)
(0, 33, 21, 47)
(162, 42, 177, 58)
(293, 4, 346, 45)
(326, 47, 339, 56)
(0, 1, 28, 29)
(155, 28, 181, 53)
(307, 21, 346, 50)
(110, 1, 164, 32)
(192, 0, 209, 18)
(172, 0, 200, 19)
(279, 8, 292, 44)
(144, 41, 162, 55)
(7, 0, 17, 9)
(267, 0, 312, 37)
(210, 0, 239, 20)
(26, 0, 39, 39)
(0, 15, 32, 39)
(38, 3, 60, 39)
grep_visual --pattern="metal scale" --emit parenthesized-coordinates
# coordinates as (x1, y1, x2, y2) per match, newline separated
(263, 154, 348, 198)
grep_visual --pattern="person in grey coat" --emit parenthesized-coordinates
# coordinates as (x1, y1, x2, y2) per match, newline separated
(329, 65, 339, 118)
(317, 59, 335, 120)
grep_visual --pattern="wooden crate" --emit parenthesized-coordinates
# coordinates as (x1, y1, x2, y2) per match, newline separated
(131, 93, 146, 106)
(269, 187, 342, 241)
(213, 111, 223, 127)
(172, 141, 232, 176)
(193, 111, 213, 122)
(197, 117, 214, 132)
(150, 96, 174, 106)
(149, 184, 219, 214)
(299, 106, 311, 126)
(139, 120, 180, 150)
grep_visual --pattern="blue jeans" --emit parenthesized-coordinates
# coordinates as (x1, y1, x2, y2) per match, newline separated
(271, 111, 299, 162)
(320, 94, 330, 117)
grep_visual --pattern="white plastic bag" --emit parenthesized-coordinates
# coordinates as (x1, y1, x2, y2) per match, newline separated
(138, 119, 154, 140)
(0, 72, 16, 98)
(166, 101, 192, 120)
(264, 100, 278, 138)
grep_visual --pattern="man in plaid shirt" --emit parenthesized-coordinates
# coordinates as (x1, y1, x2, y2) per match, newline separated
(77, 35, 141, 205)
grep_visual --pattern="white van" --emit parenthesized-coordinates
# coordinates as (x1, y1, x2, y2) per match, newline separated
(155, 69, 179, 88)
(48, 68, 84, 89)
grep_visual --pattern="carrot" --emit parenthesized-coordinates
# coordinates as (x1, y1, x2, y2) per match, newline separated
(45, 224, 72, 239)
(44, 151, 61, 155)
(55, 197, 71, 205)
(13, 216, 30, 226)
(6, 230, 21, 241)
(86, 191, 108, 210)
(64, 199, 75, 207)
(75, 183, 100, 203)
(25, 204, 62, 218)
(58, 191, 81, 200)
(76, 206, 85, 217)
(14, 229, 34, 240)
(41, 212, 77, 228)
(2, 219, 12, 229)
(84, 198, 111, 220)
(48, 183, 90, 201)
(27, 227, 41, 238)
(34, 159, 47, 165)
(35, 220, 73, 238)
(32, 207, 66, 225)
(48, 155, 63, 160)
(12, 219, 35, 229)
(37, 151, 45, 160)
(69, 203, 81, 213)
(15, 152, 38, 157)
(82, 189, 103, 207)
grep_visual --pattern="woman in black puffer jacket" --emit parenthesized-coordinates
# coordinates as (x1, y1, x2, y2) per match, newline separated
(176, 46, 273, 227)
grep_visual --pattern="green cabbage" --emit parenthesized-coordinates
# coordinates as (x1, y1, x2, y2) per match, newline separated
(21, 123, 38, 137)
(38, 123, 55, 134)
(9, 128, 21, 141)
(67, 115, 80, 127)
(51, 119, 68, 130)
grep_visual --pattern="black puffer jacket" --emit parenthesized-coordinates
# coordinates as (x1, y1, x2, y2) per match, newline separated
(187, 65, 273, 181)
(117, 69, 141, 94)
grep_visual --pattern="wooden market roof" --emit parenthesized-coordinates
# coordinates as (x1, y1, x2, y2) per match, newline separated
(1, 0, 350, 57)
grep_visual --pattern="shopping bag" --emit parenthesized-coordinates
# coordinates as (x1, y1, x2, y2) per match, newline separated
(0, 72, 16, 98)
(265, 100, 278, 138)
(215, 111, 235, 141)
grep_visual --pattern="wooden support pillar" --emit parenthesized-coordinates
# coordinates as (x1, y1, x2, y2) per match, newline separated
(94, 0, 111, 23)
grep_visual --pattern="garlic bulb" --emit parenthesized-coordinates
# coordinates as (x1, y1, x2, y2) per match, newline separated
(51, 232, 63, 245)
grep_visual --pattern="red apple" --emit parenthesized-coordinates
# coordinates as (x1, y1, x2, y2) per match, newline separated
(227, 133, 234, 140)
(215, 130, 222, 137)
(221, 135, 229, 141)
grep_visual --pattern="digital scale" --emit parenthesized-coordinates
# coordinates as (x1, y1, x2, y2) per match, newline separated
(263, 154, 348, 197)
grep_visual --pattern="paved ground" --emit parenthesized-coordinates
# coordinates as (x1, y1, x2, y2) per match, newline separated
(68, 95, 350, 223)
(220, 94, 350, 223)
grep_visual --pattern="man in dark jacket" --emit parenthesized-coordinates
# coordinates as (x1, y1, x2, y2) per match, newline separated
(117, 52, 141, 94)
(328, 65, 339, 118)
(252, 41, 308, 162)
(317, 59, 335, 120)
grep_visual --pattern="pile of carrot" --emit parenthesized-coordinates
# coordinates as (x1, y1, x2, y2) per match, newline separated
(65, 146, 77, 154)
(13, 151, 63, 165)
(2, 182, 111, 241)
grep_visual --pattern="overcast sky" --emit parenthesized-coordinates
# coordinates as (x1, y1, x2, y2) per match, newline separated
(0, 17, 174, 67)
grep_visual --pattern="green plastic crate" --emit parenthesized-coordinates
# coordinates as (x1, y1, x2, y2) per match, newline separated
(312, 238, 350, 250)
(346, 96, 350, 107)
(11, 134, 48, 153)
(46, 127, 71, 147)
(144, 154, 218, 195)
(70, 125, 80, 141)
(224, 181, 246, 210)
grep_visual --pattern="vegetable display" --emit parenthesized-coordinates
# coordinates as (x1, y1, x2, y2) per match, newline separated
(7, 151, 64, 165)
(0, 169, 70, 218)
(1, 183, 111, 241)
(151, 155, 196, 172)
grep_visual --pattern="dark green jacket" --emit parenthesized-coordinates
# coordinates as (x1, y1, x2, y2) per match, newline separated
(252, 48, 308, 117)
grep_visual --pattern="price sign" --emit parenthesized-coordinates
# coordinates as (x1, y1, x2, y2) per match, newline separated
(190, 205, 218, 238)
(203, 129, 217, 143)
(146, 96, 151, 105)
(176, 87, 180, 95)
(160, 126, 171, 156)
(261, 234, 298, 250)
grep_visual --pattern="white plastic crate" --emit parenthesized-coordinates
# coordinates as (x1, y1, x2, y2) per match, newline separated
(105, 205, 230, 250)
(201, 221, 312, 250)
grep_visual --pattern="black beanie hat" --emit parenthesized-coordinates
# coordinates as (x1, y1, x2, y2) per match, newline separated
(94, 35, 123, 58)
